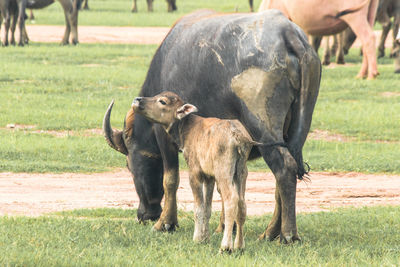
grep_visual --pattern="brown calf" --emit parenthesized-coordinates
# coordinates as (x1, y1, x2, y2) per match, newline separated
(131, 91, 257, 252)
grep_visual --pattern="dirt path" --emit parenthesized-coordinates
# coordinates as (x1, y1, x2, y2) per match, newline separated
(1, 170, 400, 217)
(25, 25, 390, 47)
(25, 25, 170, 44)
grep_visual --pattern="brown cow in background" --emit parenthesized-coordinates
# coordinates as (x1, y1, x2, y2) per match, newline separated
(259, 0, 380, 79)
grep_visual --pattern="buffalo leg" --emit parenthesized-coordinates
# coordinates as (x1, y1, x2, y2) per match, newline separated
(342, 14, 378, 79)
(131, 0, 137, 12)
(146, 0, 153, 12)
(10, 10, 17, 45)
(330, 34, 338, 55)
(167, 0, 177, 12)
(258, 181, 282, 241)
(83, 0, 88, 10)
(249, 0, 254, 12)
(336, 32, 345, 64)
(310, 35, 322, 53)
(260, 146, 300, 243)
(1, 0, 11, 46)
(322, 36, 331, 65)
(152, 126, 179, 232)
(390, 15, 400, 57)
(378, 21, 391, 58)
(59, 0, 79, 45)
(16, 0, 26, 46)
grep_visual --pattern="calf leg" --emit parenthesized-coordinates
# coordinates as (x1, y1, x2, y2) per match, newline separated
(234, 163, 247, 250)
(215, 185, 225, 233)
(217, 172, 239, 252)
(190, 173, 206, 242)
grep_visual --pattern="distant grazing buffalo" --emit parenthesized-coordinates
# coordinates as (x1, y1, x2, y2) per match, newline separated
(0, 0, 80, 46)
(103, 9, 321, 242)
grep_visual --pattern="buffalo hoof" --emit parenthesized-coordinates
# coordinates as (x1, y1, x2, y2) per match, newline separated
(137, 208, 161, 222)
(219, 247, 233, 254)
(378, 50, 385, 58)
(280, 233, 301, 244)
(395, 69, 400, 74)
(366, 72, 379, 80)
(322, 58, 330, 66)
(336, 58, 345, 65)
(258, 230, 279, 241)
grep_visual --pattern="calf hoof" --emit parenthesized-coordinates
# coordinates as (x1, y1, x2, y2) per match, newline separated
(152, 219, 178, 232)
(215, 223, 224, 233)
(395, 69, 400, 74)
(378, 50, 385, 58)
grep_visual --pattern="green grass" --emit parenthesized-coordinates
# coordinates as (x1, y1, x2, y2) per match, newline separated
(27, 0, 262, 27)
(1, 43, 400, 173)
(0, 206, 399, 266)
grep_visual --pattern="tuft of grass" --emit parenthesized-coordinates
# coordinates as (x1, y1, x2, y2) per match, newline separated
(0, 206, 399, 266)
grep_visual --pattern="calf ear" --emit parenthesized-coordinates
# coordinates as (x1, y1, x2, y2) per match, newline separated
(176, 104, 198, 120)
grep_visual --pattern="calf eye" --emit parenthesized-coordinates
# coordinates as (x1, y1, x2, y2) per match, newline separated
(159, 99, 167, 105)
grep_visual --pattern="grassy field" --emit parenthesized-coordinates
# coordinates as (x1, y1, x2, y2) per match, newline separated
(1, 43, 400, 173)
(27, 0, 262, 27)
(0, 206, 399, 266)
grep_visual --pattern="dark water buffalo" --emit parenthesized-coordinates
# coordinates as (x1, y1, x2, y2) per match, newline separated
(0, 0, 80, 46)
(131, 0, 177, 12)
(103, 9, 321, 242)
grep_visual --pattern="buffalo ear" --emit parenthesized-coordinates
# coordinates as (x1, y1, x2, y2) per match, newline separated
(176, 104, 198, 120)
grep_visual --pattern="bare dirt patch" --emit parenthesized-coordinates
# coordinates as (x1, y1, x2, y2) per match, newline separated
(25, 25, 170, 44)
(2, 125, 103, 137)
(308, 129, 354, 142)
(1, 170, 399, 217)
(24, 26, 390, 47)
(381, 92, 400, 98)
